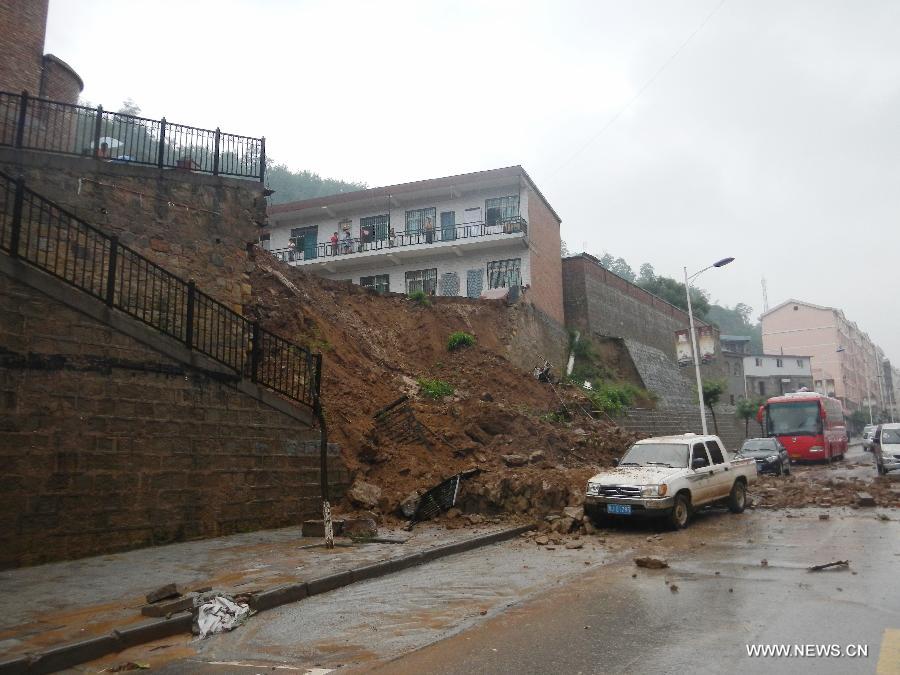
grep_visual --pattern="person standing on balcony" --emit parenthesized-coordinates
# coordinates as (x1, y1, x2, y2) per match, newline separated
(424, 216, 434, 244)
(342, 230, 353, 254)
(329, 231, 339, 256)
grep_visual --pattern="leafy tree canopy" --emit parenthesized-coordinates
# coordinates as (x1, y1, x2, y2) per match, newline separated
(265, 161, 367, 204)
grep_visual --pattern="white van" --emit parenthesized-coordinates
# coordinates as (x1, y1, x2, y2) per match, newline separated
(872, 423, 900, 475)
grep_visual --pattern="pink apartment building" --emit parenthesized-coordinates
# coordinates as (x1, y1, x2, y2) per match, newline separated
(761, 299, 887, 413)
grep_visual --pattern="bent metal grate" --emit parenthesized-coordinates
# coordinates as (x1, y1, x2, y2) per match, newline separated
(0, 170, 319, 410)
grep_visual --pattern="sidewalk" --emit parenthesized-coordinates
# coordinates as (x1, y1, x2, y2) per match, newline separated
(0, 521, 528, 665)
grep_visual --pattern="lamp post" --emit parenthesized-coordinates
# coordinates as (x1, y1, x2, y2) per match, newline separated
(684, 257, 735, 436)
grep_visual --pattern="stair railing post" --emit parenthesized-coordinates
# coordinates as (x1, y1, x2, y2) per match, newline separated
(212, 127, 221, 176)
(92, 105, 103, 158)
(184, 279, 196, 348)
(251, 321, 261, 383)
(105, 236, 118, 306)
(9, 177, 25, 258)
(157, 117, 166, 168)
(15, 91, 28, 149)
(259, 136, 266, 183)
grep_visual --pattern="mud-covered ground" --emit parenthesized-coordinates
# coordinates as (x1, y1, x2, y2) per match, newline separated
(752, 445, 900, 509)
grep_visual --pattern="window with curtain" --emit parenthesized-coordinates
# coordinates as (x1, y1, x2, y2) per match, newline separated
(360, 274, 390, 293)
(405, 268, 437, 295)
(405, 207, 436, 234)
(360, 214, 389, 243)
(487, 258, 522, 289)
(485, 195, 519, 226)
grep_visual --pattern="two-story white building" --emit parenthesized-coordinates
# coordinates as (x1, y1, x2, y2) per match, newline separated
(263, 165, 565, 325)
(743, 354, 814, 398)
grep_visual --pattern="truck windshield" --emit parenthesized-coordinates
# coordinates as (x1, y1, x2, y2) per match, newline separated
(620, 443, 688, 468)
(767, 402, 822, 436)
(882, 429, 900, 444)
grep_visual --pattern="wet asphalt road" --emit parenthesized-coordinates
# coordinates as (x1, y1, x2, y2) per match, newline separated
(375, 509, 900, 675)
(81, 450, 899, 675)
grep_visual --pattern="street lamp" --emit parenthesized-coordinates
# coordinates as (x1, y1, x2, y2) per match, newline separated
(684, 257, 735, 436)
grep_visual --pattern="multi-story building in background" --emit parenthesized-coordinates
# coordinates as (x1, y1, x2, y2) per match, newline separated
(742, 353, 813, 399)
(761, 299, 888, 414)
(264, 166, 565, 325)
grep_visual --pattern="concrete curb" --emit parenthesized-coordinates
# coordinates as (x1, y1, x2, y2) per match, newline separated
(0, 524, 533, 674)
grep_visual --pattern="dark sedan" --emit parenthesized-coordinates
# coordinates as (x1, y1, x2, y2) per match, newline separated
(738, 438, 791, 476)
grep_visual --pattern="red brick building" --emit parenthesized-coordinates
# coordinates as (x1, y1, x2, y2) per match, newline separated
(0, 0, 83, 102)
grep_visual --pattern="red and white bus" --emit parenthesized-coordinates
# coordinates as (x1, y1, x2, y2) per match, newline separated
(758, 392, 848, 461)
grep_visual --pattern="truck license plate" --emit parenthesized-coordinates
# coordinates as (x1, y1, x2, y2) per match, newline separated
(607, 504, 632, 515)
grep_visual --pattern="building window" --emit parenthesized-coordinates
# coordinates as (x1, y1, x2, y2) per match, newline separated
(289, 225, 318, 260)
(758, 381, 766, 396)
(360, 274, 389, 294)
(405, 207, 436, 235)
(487, 258, 522, 289)
(405, 268, 437, 295)
(776, 358, 783, 367)
(755, 357, 762, 367)
(360, 214, 389, 244)
(796, 359, 803, 368)
(485, 195, 519, 226)
(440, 211, 456, 241)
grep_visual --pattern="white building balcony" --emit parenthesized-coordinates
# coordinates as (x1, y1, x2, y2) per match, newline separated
(270, 217, 528, 273)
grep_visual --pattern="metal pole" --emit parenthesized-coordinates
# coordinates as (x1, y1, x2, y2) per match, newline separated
(313, 356, 333, 548)
(157, 118, 167, 168)
(685, 266, 708, 435)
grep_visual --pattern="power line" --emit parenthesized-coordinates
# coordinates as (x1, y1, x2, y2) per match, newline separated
(550, 0, 729, 175)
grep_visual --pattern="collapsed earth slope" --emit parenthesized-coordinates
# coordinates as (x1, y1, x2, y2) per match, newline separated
(246, 251, 636, 520)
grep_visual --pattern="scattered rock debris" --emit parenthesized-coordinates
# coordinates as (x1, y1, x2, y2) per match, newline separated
(634, 557, 669, 569)
(808, 560, 850, 572)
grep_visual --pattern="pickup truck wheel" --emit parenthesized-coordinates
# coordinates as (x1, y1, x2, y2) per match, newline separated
(668, 494, 690, 529)
(584, 504, 608, 527)
(728, 481, 747, 513)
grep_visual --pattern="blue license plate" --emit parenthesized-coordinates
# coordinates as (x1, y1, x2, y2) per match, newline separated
(607, 504, 632, 515)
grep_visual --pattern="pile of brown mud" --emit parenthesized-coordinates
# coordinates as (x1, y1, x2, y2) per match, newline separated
(246, 252, 637, 521)
(753, 465, 900, 509)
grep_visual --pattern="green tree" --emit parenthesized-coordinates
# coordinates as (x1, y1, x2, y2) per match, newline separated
(597, 252, 636, 282)
(561, 239, 570, 257)
(702, 380, 726, 435)
(735, 397, 764, 438)
(265, 162, 366, 203)
(706, 303, 762, 351)
(638, 274, 711, 319)
(638, 262, 656, 284)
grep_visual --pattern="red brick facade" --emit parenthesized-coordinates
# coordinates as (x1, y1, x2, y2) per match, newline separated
(0, 0, 83, 104)
(0, 0, 48, 95)
(525, 187, 565, 325)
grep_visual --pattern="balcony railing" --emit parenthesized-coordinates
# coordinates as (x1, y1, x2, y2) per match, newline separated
(271, 216, 527, 264)
(0, 90, 265, 181)
(0, 170, 318, 410)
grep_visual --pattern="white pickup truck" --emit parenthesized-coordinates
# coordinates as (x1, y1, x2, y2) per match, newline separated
(584, 434, 758, 529)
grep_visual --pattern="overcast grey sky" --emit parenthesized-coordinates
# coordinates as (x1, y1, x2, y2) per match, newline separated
(46, 0, 900, 359)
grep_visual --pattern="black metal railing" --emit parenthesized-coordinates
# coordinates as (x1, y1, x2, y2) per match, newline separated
(0, 170, 318, 409)
(0, 90, 265, 181)
(271, 216, 527, 264)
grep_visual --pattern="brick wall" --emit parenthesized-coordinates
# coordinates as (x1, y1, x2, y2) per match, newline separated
(617, 404, 751, 452)
(525, 187, 565, 325)
(0, 147, 266, 313)
(562, 254, 727, 386)
(505, 301, 568, 375)
(0, 0, 48, 96)
(0, 266, 349, 569)
(39, 54, 83, 103)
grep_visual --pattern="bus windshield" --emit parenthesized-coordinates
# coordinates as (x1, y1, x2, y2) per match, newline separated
(767, 402, 822, 436)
